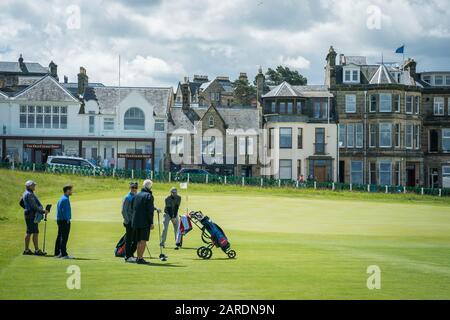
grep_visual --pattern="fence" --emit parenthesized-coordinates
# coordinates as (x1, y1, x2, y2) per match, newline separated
(1, 162, 449, 197)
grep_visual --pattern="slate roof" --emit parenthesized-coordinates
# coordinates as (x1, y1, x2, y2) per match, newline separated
(12, 75, 79, 102)
(0, 61, 48, 74)
(263, 82, 333, 98)
(89, 86, 173, 116)
(169, 106, 260, 131)
(369, 64, 396, 84)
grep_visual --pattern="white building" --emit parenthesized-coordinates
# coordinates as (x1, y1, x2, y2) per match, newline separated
(0, 62, 173, 171)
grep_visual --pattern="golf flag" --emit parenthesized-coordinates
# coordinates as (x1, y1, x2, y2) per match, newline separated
(180, 182, 188, 189)
(395, 45, 405, 54)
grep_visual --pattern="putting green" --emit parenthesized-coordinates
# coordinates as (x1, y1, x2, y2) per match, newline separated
(0, 170, 450, 299)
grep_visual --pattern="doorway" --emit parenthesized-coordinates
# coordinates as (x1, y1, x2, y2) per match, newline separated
(315, 165, 327, 182)
(406, 164, 416, 187)
(125, 158, 145, 170)
(33, 148, 51, 164)
(339, 160, 345, 183)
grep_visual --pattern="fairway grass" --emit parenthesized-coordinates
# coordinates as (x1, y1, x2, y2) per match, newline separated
(0, 170, 450, 299)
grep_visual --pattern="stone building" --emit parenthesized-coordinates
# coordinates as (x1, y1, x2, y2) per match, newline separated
(325, 46, 424, 187)
(259, 72, 337, 181)
(418, 71, 450, 188)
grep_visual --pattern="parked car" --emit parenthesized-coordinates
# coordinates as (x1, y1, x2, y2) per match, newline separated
(174, 168, 222, 183)
(47, 156, 101, 172)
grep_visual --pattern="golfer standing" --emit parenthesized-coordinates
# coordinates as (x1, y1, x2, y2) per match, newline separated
(54, 185, 74, 259)
(21, 180, 48, 256)
(122, 181, 138, 262)
(161, 187, 181, 249)
(132, 179, 155, 265)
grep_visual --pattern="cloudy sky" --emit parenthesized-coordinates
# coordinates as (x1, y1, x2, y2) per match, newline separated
(1, 0, 449, 87)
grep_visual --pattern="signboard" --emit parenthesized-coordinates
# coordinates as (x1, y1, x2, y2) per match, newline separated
(117, 153, 152, 159)
(24, 144, 62, 149)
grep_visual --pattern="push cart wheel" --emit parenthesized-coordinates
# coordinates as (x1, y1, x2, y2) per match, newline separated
(201, 248, 213, 260)
(227, 250, 236, 259)
(197, 246, 206, 258)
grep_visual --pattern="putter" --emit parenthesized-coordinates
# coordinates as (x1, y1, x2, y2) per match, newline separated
(156, 208, 168, 261)
(145, 244, 152, 259)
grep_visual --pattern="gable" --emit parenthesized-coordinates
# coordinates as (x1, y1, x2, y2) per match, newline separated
(14, 76, 78, 103)
(200, 105, 226, 132)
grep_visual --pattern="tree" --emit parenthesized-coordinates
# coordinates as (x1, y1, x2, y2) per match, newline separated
(232, 77, 256, 106)
(265, 66, 308, 86)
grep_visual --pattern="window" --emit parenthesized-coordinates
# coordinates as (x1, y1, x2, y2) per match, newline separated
(208, 116, 214, 128)
(210, 92, 220, 101)
(355, 123, 363, 148)
(339, 124, 346, 148)
(238, 137, 246, 156)
(422, 75, 431, 84)
(124, 107, 145, 130)
(379, 161, 392, 186)
(352, 70, 359, 82)
(343, 68, 359, 83)
(406, 95, 413, 114)
(370, 95, 377, 112)
(279, 160, 292, 180)
(379, 93, 392, 112)
(297, 128, 303, 149)
(287, 102, 293, 114)
(170, 136, 184, 154)
(27, 106, 35, 128)
(429, 129, 439, 152)
(20, 105, 67, 130)
(315, 128, 325, 154)
(297, 160, 302, 179)
(394, 95, 401, 112)
(246, 137, 254, 155)
(347, 124, 354, 148)
(269, 128, 274, 149)
(20, 106, 27, 128)
(271, 101, 276, 113)
(369, 124, 377, 147)
(351, 161, 363, 185)
(279, 102, 286, 114)
(405, 124, 413, 149)
(443, 166, 450, 188)
(104, 117, 114, 130)
(345, 95, 356, 113)
(434, 97, 445, 115)
(313, 102, 322, 118)
(279, 128, 292, 149)
(88, 112, 95, 133)
(415, 96, 420, 114)
(443, 129, 450, 152)
(370, 162, 377, 184)
(435, 75, 444, 86)
(344, 70, 351, 82)
(202, 136, 217, 155)
(296, 101, 302, 114)
(415, 125, 420, 149)
(154, 119, 165, 131)
(52, 106, 60, 129)
(379, 123, 392, 148)
(446, 76, 450, 86)
(394, 124, 401, 148)
(36, 106, 43, 129)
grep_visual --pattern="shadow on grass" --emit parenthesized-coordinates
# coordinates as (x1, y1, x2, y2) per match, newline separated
(44, 255, 99, 261)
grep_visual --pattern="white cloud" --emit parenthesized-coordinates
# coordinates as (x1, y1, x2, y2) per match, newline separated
(278, 56, 311, 70)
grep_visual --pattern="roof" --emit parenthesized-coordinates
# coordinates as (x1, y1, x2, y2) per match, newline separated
(12, 75, 79, 102)
(169, 106, 260, 131)
(369, 64, 396, 84)
(0, 61, 48, 74)
(263, 82, 333, 98)
(343, 56, 367, 65)
(90, 86, 173, 116)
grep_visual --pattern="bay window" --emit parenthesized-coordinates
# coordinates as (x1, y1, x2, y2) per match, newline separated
(379, 93, 392, 112)
(379, 161, 392, 186)
(379, 123, 392, 148)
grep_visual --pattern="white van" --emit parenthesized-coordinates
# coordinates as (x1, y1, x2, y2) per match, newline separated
(46, 156, 98, 170)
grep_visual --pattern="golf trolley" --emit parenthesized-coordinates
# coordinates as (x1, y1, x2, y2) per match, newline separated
(188, 211, 236, 260)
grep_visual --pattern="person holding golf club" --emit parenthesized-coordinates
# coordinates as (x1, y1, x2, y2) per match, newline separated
(54, 185, 74, 259)
(122, 181, 138, 262)
(21, 180, 48, 256)
(161, 187, 181, 249)
(131, 179, 155, 265)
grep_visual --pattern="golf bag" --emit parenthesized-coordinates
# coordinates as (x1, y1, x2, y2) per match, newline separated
(114, 234, 126, 257)
(188, 211, 236, 260)
(175, 215, 193, 247)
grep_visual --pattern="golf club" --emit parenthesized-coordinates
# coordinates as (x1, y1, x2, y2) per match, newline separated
(42, 217, 47, 254)
(156, 208, 168, 261)
(145, 244, 152, 259)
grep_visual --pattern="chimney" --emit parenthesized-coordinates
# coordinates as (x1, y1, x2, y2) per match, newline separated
(255, 66, 265, 102)
(180, 82, 190, 110)
(325, 46, 337, 87)
(239, 72, 248, 82)
(339, 54, 345, 65)
(77, 67, 89, 97)
(403, 58, 417, 79)
(193, 75, 209, 83)
(49, 61, 59, 81)
(18, 54, 27, 73)
(64, 75, 68, 83)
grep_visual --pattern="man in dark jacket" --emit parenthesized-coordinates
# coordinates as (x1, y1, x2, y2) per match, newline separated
(122, 181, 138, 262)
(21, 180, 48, 256)
(161, 187, 181, 249)
(131, 179, 155, 264)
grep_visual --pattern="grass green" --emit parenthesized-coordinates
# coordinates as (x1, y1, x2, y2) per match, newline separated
(0, 169, 450, 299)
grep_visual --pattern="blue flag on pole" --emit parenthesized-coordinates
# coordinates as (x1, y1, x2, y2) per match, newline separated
(395, 45, 405, 54)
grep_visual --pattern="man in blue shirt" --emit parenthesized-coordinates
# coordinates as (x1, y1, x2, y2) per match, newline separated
(54, 185, 73, 259)
(122, 181, 138, 262)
